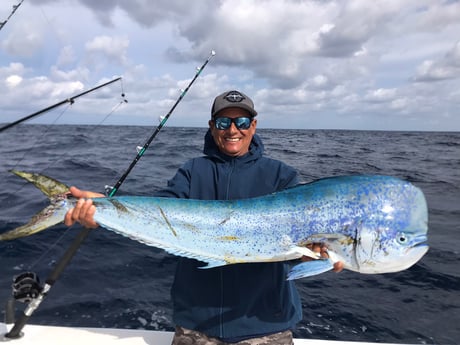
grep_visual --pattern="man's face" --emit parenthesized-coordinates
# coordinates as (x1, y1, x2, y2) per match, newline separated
(209, 107, 257, 157)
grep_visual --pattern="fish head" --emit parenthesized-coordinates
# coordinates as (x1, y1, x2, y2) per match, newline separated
(346, 180, 429, 274)
(351, 224, 429, 274)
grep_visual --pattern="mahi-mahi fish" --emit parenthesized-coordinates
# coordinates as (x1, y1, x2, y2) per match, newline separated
(0, 170, 429, 279)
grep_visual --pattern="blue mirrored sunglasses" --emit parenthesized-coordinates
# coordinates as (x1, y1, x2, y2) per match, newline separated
(214, 117, 252, 130)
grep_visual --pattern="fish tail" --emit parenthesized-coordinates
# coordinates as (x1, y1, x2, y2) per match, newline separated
(0, 171, 71, 241)
(11, 170, 70, 198)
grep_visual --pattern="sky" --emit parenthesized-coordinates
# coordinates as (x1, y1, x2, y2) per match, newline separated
(1, 0, 459, 131)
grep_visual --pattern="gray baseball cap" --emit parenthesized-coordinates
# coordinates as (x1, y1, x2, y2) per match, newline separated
(211, 90, 258, 118)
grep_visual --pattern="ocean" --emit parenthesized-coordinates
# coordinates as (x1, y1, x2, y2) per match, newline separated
(0, 124, 459, 344)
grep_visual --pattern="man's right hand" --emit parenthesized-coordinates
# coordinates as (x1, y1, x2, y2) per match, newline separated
(64, 186, 104, 229)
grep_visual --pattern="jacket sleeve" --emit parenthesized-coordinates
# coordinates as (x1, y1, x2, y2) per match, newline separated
(154, 160, 193, 199)
(272, 160, 300, 191)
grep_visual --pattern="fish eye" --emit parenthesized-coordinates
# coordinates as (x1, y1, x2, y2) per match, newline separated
(397, 233, 407, 244)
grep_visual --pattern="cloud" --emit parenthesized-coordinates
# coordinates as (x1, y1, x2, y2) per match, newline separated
(1, 18, 45, 57)
(2, 0, 460, 131)
(5, 74, 22, 88)
(364, 88, 397, 103)
(413, 41, 460, 82)
(56, 45, 77, 67)
(85, 35, 130, 66)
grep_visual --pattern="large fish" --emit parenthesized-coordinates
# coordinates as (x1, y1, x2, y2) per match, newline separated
(1, 170, 428, 279)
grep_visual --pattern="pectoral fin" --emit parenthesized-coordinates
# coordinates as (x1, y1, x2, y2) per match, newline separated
(287, 259, 334, 280)
(292, 245, 322, 259)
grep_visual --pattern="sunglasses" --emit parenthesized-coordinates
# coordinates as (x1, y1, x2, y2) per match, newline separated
(213, 117, 253, 130)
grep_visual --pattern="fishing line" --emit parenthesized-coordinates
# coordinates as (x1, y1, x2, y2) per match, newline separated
(98, 94, 129, 125)
(4, 104, 71, 174)
(106, 50, 216, 196)
(2, 95, 130, 285)
(22, 224, 77, 272)
(120, 78, 128, 103)
(1, 89, 129, 273)
(2, 79, 128, 199)
(0, 78, 123, 133)
(3, 51, 215, 339)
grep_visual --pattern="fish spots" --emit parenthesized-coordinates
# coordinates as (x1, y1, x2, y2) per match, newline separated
(158, 206, 178, 237)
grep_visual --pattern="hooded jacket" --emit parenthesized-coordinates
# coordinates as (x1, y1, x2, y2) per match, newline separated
(156, 130, 302, 341)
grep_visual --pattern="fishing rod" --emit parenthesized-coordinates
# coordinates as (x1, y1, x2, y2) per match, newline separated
(0, 0, 24, 32)
(3, 50, 215, 340)
(0, 77, 123, 133)
(106, 50, 216, 196)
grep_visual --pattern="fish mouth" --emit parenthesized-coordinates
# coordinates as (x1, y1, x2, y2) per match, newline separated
(407, 234, 429, 258)
(411, 234, 428, 248)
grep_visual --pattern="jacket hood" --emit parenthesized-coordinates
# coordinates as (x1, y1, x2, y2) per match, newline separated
(203, 129, 264, 161)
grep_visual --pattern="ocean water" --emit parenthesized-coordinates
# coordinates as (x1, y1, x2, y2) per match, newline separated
(0, 124, 459, 344)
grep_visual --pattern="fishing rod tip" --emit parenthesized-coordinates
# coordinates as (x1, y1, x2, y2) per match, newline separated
(211, 50, 216, 56)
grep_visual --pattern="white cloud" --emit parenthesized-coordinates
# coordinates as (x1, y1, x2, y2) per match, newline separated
(1, 17, 45, 57)
(57, 45, 77, 67)
(364, 88, 397, 103)
(414, 41, 460, 81)
(85, 35, 130, 66)
(5, 74, 22, 88)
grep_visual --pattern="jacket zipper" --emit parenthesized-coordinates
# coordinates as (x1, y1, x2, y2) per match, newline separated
(220, 159, 235, 338)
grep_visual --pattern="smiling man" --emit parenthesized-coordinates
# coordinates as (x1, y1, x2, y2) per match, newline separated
(208, 90, 258, 157)
(66, 90, 341, 345)
(160, 90, 304, 345)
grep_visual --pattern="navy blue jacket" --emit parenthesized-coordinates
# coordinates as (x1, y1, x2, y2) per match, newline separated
(156, 130, 302, 341)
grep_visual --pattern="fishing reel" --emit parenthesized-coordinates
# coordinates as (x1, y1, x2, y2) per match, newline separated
(11, 272, 43, 304)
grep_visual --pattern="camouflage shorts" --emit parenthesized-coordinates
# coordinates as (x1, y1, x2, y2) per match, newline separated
(171, 326, 293, 345)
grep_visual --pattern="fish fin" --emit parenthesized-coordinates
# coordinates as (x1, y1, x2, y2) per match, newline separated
(160, 247, 228, 268)
(0, 171, 71, 241)
(291, 246, 322, 259)
(326, 250, 341, 264)
(11, 170, 70, 199)
(0, 204, 66, 240)
(198, 260, 229, 269)
(287, 259, 334, 280)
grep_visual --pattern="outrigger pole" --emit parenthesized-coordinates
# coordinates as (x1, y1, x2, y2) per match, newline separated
(106, 50, 216, 197)
(3, 50, 215, 340)
(0, 0, 24, 32)
(0, 77, 123, 133)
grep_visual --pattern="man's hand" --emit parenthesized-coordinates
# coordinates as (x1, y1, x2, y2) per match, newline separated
(302, 243, 344, 273)
(64, 186, 104, 229)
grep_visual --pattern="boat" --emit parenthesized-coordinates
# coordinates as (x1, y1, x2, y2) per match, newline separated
(1, 322, 409, 344)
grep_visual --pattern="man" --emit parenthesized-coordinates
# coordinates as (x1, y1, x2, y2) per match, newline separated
(65, 90, 342, 344)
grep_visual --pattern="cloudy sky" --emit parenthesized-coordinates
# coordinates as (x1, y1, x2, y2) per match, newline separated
(1, 0, 459, 131)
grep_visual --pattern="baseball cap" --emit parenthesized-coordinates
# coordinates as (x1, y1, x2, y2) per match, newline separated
(211, 90, 258, 118)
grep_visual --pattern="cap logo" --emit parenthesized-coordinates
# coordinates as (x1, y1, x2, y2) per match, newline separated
(224, 91, 245, 103)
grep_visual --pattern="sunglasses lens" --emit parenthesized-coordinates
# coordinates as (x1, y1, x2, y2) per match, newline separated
(235, 117, 251, 129)
(215, 117, 232, 130)
(214, 117, 252, 130)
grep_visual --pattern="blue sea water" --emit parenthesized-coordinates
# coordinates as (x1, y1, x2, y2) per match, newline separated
(0, 124, 459, 344)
